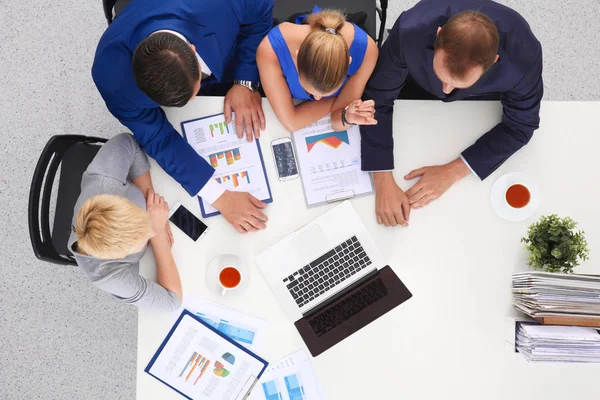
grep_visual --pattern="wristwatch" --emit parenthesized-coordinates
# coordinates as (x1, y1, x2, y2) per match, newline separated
(234, 80, 260, 92)
(341, 106, 356, 127)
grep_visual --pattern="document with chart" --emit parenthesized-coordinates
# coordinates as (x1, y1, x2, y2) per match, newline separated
(182, 113, 273, 217)
(248, 350, 326, 400)
(146, 310, 268, 400)
(176, 296, 268, 352)
(292, 115, 373, 206)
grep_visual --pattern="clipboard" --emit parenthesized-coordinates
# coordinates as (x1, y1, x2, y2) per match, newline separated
(290, 116, 374, 207)
(145, 310, 268, 400)
(181, 113, 273, 218)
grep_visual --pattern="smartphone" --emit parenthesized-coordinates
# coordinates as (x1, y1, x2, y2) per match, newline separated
(271, 137, 299, 181)
(168, 203, 210, 242)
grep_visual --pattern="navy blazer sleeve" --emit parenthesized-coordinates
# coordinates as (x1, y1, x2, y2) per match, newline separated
(229, 0, 274, 82)
(93, 74, 215, 197)
(462, 49, 543, 179)
(359, 18, 409, 171)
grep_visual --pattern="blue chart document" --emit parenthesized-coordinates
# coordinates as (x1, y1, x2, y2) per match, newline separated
(284, 374, 305, 400)
(250, 350, 325, 400)
(176, 296, 268, 352)
(196, 314, 256, 345)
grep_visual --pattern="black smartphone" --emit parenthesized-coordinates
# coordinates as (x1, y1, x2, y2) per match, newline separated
(168, 203, 210, 241)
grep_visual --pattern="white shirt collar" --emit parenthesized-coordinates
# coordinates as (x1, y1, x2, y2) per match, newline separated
(151, 30, 212, 77)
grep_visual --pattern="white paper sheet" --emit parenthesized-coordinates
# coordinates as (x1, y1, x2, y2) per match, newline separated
(182, 112, 271, 216)
(248, 350, 326, 400)
(292, 116, 373, 206)
(177, 296, 268, 352)
(147, 314, 266, 400)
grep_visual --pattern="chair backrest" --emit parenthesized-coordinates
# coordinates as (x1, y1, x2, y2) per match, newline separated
(102, 0, 118, 24)
(273, 0, 379, 42)
(28, 135, 107, 265)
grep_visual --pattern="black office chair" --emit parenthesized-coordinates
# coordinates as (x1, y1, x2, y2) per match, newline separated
(104, 0, 389, 47)
(274, 0, 388, 47)
(28, 135, 108, 265)
(102, 0, 132, 25)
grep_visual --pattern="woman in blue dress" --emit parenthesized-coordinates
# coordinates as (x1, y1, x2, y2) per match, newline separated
(257, 8, 378, 132)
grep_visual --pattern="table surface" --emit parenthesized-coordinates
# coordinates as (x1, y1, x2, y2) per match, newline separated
(136, 99, 600, 400)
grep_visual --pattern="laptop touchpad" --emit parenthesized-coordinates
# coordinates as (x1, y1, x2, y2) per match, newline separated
(292, 225, 328, 262)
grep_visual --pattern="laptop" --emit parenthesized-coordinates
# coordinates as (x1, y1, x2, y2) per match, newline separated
(256, 201, 412, 356)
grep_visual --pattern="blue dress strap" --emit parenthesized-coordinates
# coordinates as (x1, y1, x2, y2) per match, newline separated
(267, 26, 311, 100)
(347, 23, 368, 76)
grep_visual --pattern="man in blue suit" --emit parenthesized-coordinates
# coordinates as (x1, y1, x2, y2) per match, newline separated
(92, 0, 273, 233)
(360, 0, 543, 227)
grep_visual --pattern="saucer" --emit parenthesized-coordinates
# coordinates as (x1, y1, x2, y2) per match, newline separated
(490, 172, 540, 222)
(205, 254, 250, 297)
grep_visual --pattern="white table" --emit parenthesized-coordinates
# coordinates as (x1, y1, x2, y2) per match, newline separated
(137, 99, 600, 400)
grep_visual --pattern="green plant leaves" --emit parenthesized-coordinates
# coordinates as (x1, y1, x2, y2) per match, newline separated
(521, 214, 590, 274)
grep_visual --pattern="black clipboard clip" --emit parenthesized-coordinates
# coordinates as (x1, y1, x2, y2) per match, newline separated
(325, 189, 356, 203)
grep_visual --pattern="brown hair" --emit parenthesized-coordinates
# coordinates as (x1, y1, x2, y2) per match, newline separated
(75, 195, 150, 259)
(434, 11, 499, 79)
(297, 9, 348, 93)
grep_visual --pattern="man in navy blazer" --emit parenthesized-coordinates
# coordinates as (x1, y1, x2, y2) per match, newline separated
(360, 0, 543, 227)
(92, 0, 273, 233)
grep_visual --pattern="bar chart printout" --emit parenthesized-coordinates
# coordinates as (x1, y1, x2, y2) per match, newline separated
(249, 350, 325, 400)
(209, 121, 231, 137)
(176, 296, 268, 352)
(182, 112, 272, 217)
(262, 380, 282, 400)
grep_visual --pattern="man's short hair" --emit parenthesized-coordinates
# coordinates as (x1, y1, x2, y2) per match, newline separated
(132, 33, 200, 107)
(434, 11, 499, 79)
(75, 195, 150, 260)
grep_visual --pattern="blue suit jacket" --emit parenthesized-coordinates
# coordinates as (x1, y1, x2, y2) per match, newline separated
(92, 0, 274, 195)
(360, 0, 543, 179)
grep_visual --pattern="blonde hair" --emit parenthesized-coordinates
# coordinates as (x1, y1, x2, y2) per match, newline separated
(297, 9, 349, 93)
(75, 195, 150, 260)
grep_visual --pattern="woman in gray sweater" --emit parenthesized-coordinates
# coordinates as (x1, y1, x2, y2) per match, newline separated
(68, 133, 182, 311)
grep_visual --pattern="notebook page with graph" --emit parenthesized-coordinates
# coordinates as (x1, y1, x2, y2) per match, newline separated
(292, 115, 373, 206)
(182, 112, 273, 217)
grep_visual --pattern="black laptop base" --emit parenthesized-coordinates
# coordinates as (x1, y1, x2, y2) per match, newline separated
(294, 266, 412, 357)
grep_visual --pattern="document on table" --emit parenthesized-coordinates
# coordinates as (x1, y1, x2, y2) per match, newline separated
(292, 115, 373, 206)
(146, 310, 268, 400)
(176, 296, 268, 352)
(248, 350, 326, 400)
(182, 112, 273, 217)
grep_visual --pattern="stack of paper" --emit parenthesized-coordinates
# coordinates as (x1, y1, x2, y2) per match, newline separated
(512, 272, 600, 326)
(516, 322, 600, 363)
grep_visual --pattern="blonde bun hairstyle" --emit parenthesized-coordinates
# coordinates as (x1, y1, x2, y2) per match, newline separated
(297, 9, 349, 93)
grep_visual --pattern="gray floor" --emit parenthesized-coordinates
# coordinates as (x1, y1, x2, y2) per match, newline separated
(0, 1, 598, 399)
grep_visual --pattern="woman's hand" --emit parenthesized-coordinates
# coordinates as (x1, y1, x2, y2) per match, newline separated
(146, 189, 169, 236)
(345, 99, 377, 126)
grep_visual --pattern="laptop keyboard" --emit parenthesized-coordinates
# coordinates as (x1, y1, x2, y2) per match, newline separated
(307, 278, 388, 337)
(283, 236, 372, 308)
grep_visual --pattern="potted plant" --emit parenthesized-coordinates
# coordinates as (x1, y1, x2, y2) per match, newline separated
(521, 214, 590, 273)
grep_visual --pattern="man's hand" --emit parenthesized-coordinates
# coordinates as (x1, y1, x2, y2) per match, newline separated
(373, 172, 410, 227)
(405, 158, 471, 209)
(147, 189, 169, 236)
(345, 99, 377, 126)
(213, 190, 268, 234)
(224, 85, 265, 142)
